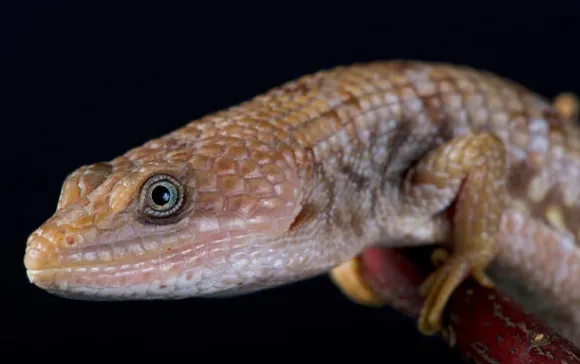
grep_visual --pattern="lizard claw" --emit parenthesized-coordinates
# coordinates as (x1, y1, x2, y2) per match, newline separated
(418, 253, 493, 336)
(418, 248, 450, 296)
(430, 248, 449, 268)
(472, 269, 494, 288)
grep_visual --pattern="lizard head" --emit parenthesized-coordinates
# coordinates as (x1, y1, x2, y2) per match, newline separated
(23, 134, 327, 300)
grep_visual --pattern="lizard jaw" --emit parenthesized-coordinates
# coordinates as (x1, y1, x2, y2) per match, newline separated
(24, 227, 323, 300)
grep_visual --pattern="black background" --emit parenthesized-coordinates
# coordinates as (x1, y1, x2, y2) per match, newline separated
(2, 0, 580, 359)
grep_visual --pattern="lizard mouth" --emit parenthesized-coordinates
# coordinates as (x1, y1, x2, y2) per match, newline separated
(24, 228, 261, 300)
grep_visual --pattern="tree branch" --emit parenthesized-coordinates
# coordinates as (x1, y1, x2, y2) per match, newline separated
(359, 247, 580, 363)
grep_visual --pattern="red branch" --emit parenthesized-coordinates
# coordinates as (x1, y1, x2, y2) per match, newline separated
(359, 247, 580, 363)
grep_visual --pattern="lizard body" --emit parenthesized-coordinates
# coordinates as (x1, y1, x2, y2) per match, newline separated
(24, 61, 580, 341)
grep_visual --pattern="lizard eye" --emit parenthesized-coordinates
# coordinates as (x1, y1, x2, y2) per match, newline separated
(139, 174, 184, 218)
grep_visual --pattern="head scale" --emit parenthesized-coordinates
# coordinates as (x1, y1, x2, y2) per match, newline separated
(23, 132, 321, 300)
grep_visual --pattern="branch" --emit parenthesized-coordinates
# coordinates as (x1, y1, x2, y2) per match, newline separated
(358, 247, 580, 363)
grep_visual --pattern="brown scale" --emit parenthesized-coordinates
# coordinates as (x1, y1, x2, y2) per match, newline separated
(24, 61, 580, 342)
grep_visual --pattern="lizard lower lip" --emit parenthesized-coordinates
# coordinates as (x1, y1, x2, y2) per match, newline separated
(26, 268, 59, 289)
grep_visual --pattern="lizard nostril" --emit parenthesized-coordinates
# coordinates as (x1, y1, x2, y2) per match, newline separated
(65, 236, 76, 246)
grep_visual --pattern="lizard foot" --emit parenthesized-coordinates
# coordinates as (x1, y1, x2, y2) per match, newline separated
(553, 92, 579, 120)
(329, 256, 385, 306)
(418, 246, 494, 335)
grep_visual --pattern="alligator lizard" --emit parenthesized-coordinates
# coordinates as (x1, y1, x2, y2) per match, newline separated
(23, 61, 580, 341)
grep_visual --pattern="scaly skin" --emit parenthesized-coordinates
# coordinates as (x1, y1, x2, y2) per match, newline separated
(24, 61, 580, 341)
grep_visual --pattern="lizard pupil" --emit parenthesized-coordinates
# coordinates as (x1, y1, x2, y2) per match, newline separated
(151, 185, 171, 206)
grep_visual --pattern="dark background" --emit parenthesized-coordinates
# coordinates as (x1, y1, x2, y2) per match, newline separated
(2, 0, 580, 359)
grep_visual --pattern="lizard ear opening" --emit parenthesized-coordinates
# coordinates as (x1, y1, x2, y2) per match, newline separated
(288, 203, 318, 232)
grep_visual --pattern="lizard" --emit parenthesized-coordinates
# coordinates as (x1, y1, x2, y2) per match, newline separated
(23, 60, 580, 341)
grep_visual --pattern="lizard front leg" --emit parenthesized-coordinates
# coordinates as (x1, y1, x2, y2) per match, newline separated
(404, 132, 507, 334)
(331, 132, 507, 336)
